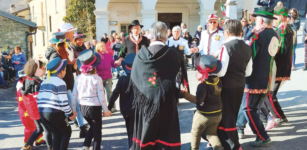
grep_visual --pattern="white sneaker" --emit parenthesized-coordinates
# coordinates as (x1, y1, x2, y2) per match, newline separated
(82, 146, 90, 150)
(265, 118, 277, 131)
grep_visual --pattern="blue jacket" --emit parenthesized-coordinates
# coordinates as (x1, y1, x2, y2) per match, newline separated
(12, 53, 27, 70)
(257, 0, 275, 7)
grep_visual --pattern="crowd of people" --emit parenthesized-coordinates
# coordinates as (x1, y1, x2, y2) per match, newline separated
(0, 0, 304, 150)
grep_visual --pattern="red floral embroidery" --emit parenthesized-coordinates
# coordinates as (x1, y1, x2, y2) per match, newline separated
(148, 72, 158, 87)
(244, 88, 268, 94)
(275, 77, 290, 81)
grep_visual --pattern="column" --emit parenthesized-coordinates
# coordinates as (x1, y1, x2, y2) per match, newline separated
(140, 0, 158, 30)
(198, 0, 217, 27)
(94, 0, 110, 41)
(225, 1, 238, 19)
(94, 10, 109, 41)
(141, 10, 157, 30)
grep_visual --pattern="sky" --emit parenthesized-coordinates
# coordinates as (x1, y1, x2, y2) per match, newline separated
(0, 0, 29, 12)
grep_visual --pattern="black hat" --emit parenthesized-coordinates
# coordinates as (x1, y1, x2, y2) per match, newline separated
(128, 20, 144, 30)
(252, 7, 277, 20)
(46, 57, 68, 82)
(49, 32, 70, 44)
(195, 55, 222, 82)
(74, 31, 86, 39)
(77, 50, 101, 73)
(121, 53, 136, 74)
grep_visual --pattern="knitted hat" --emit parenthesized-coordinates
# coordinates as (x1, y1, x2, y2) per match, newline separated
(46, 57, 68, 82)
(274, 6, 289, 17)
(77, 50, 101, 74)
(206, 14, 218, 23)
(121, 53, 136, 74)
(195, 55, 222, 83)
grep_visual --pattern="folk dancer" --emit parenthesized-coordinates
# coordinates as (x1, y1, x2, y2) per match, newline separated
(236, 7, 279, 147)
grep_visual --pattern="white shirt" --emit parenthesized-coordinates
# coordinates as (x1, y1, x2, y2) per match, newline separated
(218, 36, 253, 77)
(198, 29, 225, 56)
(132, 34, 139, 41)
(165, 37, 191, 55)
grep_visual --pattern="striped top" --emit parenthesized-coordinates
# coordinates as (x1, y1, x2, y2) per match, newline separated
(72, 74, 108, 112)
(37, 76, 73, 117)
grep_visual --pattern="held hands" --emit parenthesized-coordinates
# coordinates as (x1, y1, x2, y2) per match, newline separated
(115, 58, 124, 65)
(103, 110, 112, 117)
(69, 111, 77, 120)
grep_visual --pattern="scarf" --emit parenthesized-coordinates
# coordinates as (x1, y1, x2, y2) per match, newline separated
(129, 34, 143, 53)
(129, 46, 186, 121)
(207, 29, 219, 55)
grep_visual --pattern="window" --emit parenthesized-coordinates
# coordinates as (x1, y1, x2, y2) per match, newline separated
(43, 32, 45, 46)
(49, 16, 52, 32)
(55, 0, 58, 12)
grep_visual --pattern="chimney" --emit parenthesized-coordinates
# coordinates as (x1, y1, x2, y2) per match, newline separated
(10, 4, 16, 14)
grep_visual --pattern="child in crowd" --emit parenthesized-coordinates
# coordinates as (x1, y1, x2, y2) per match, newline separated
(21, 59, 52, 150)
(72, 50, 112, 150)
(112, 35, 122, 78)
(181, 55, 223, 150)
(96, 42, 118, 112)
(37, 57, 77, 150)
(107, 54, 135, 149)
(190, 38, 200, 71)
(16, 70, 46, 148)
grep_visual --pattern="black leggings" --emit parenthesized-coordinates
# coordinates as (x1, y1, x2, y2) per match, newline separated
(25, 119, 52, 149)
(80, 105, 102, 150)
(40, 112, 72, 150)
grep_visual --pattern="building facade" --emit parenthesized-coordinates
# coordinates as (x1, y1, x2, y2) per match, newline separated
(0, 10, 36, 59)
(28, 0, 70, 61)
(95, 0, 258, 41)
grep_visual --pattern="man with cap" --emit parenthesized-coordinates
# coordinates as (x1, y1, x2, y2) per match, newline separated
(216, 20, 253, 150)
(193, 14, 225, 56)
(117, 20, 149, 65)
(101, 33, 108, 43)
(236, 7, 279, 147)
(107, 54, 136, 149)
(261, 6, 293, 127)
(58, 23, 78, 62)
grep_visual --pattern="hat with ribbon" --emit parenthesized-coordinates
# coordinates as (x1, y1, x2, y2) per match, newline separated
(49, 32, 70, 49)
(121, 53, 136, 74)
(58, 23, 77, 33)
(18, 69, 26, 78)
(252, 7, 277, 20)
(274, 6, 289, 17)
(195, 55, 222, 83)
(74, 31, 86, 39)
(206, 14, 219, 23)
(128, 20, 144, 31)
(46, 57, 68, 82)
(77, 50, 101, 74)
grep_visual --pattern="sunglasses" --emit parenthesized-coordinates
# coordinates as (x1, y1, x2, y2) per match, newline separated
(209, 21, 217, 24)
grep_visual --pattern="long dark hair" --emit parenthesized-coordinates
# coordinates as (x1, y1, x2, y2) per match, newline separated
(290, 8, 299, 20)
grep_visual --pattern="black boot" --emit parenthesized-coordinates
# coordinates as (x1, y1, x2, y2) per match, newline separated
(79, 125, 88, 138)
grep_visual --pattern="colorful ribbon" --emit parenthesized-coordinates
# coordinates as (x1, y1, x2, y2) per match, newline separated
(47, 61, 64, 83)
(197, 65, 217, 83)
(81, 56, 97, 74)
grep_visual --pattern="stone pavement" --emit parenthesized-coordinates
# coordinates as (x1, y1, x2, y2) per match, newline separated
(1, 35, 307, 150)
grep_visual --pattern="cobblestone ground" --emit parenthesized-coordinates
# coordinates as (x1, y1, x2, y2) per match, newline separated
(1, 31, 307, 150)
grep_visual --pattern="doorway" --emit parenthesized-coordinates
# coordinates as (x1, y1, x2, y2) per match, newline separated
(158, 13, 182, 29)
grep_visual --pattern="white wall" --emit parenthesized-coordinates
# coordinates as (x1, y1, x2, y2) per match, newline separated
(244, 0, 259, 12)
(29, 0, 68, 61)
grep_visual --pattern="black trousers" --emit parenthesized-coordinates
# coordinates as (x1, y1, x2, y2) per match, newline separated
(217, 86, 244, 150)
(236, 93, 269, 141)
(25, 119, 52, 149)
(40, 112, 72, 150)
(191, 53, 199, 69)
(123, 115, 134, 149)
(80, 105, 102, 150)
(264, 81, 287, 119)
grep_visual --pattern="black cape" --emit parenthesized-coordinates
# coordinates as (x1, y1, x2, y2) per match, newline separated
(129, 45, 184, 150)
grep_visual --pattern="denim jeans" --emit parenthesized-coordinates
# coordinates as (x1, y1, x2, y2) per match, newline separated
(103, 78, 114, 108)
(67, 90, 87, 127)
(293, 45, 297, 66)
(0, 72, 8, 86)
